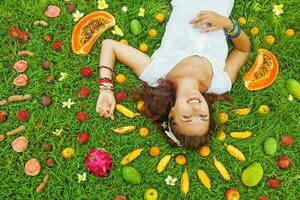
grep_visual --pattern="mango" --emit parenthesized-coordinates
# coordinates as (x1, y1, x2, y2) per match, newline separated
(122, 166, 142, 184)
(287, 79, 300, 100)
(241, 162, 263, 187)
(130, 19, 142, 36)
(263, 137, 277, 155)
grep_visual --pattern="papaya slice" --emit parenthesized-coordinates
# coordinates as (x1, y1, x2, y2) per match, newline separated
(243, 49, 279, 91)
(13, 74, 28, 86)
(71, 11, 115, 55)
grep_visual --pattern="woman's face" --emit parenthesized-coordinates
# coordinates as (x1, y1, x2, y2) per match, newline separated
(169, 90, 210, 136)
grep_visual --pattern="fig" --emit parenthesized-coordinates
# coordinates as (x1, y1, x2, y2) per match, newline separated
(45, 75, 55, 83)
(0, 110, 7, 122)
(40, 96, 52, 106)
(43, 143, 53, 151)
(43, 34, 53, 42)
(67, 4, 76, 13)
(41, 60, 53, 70)
(46, 158, 56, 168)
(13, 74, 28, 86)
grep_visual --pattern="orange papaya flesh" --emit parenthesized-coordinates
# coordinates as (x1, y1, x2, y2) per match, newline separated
(72, 11, 115, 55)
(243, 49, 278, 91)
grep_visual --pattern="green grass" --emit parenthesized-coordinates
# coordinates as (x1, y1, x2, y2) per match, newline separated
(0, 0, 299, 199)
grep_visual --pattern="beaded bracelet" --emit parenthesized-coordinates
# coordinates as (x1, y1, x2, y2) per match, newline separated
(98, 77, 114, 93)
(99, 65, 113, 73)
(225, 20, 241, 39)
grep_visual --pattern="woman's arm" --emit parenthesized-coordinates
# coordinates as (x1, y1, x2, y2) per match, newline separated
(190, 11, 251, 82)
(96, 39, 151, 119)
(223, 19, 251, 82)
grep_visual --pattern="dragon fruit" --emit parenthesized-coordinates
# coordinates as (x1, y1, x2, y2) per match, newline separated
(85, 149, 113, 177)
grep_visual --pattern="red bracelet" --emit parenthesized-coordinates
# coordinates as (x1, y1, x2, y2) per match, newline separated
(98, 78, 113, 85)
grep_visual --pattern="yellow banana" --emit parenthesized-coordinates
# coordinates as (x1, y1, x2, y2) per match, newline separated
(233, 108, 251, 116)
(181, 168, 189, 197)
(230, 131, 252, 139)
(120, 148, 144, 165)
(111, 125, 136, 134)
(116, 104, 140, 118)
(197, 169, 211, 191)
(156, 155, 172, 174)
(225, 143, 246, 161)
(213, 156, 231, 181)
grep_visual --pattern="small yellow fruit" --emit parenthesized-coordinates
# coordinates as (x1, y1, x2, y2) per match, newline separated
(139, 43, 149, 52)
(250, 27, 259, 36)
(115, 74, 126, 84)
(258, 105, 270, 115)
(62, 147, 75, 159)
(148, 29, 158, 37)
(175, 154, 187, 165)
(149, 146, 160, 157)
(137, 100, 145, 112)
(120, 39, 128, 45)
(238, 17, 247, 25)
(218, 112, 228, 123)
(216, 131, 226, 141)
(139, 127, 149, 137)
(156, 13, 165, 24)
(265, 35, 275, 45)
(198, 145, 211, 157)
(286, 29, 295, 37)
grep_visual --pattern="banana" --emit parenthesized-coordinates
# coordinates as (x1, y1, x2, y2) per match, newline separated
(116, 104, 140, 118)
(230, 131, 252, 139)
(233, 108, 251, 115)
(120, 148, 144, 165)
(156, 155, 172, 174)
(111, 125, 136, 134)
(181, 168, 189, 197)
(225, 143, 246, 161)
(197, 169, 211, 191)
(213, 156, 231, 181)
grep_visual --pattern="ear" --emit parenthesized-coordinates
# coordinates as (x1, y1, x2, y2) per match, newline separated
(168, 107, 175, 118)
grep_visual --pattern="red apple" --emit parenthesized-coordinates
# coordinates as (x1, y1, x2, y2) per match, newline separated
(225, 188, 240, 200)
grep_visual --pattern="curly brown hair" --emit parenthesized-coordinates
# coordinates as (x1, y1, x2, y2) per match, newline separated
(135, 79, 231, 149)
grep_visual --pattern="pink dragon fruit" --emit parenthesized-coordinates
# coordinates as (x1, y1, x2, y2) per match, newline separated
(85, 149, 113, 177)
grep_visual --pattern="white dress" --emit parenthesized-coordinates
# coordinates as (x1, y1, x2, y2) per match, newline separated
(139, 0, 234, 94)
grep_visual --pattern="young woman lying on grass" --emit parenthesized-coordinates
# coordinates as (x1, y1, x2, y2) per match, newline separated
(96, 0, 251, 149)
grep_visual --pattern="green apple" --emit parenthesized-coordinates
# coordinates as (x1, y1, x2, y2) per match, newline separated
(144, 188, 158, 200)
(258, 105, 270, 115)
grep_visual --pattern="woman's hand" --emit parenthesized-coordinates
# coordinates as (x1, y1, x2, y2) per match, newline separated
(96, 91, 115, 120)
(189, 11, 232, 32)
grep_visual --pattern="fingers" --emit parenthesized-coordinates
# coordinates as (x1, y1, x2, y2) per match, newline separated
(109, 102, 116, 120)
(203, 26, 219, 32)
(192, 18, 210, 28)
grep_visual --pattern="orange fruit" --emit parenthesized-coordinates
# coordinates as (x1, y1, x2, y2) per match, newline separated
(198, 145, 210, 157)
(139, 127, 149, 137)
(250, 27, 259, 36)
(265, 35, 275, 45)
(216, 130, 226, 141)
(149, 146, 160, 157)
(155, 13, 165, 24)
(148, 28, 158, 37)
(120, 39, 128, 45)
(115, 73, 126, 84)
(285, 29, 295, 37)
(139, 43, 149, 52)
(175, 154, 187, 165)
(237, 17, 247, 25)
(137, 100, 145, 112)
(218, 112, 228, 123)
